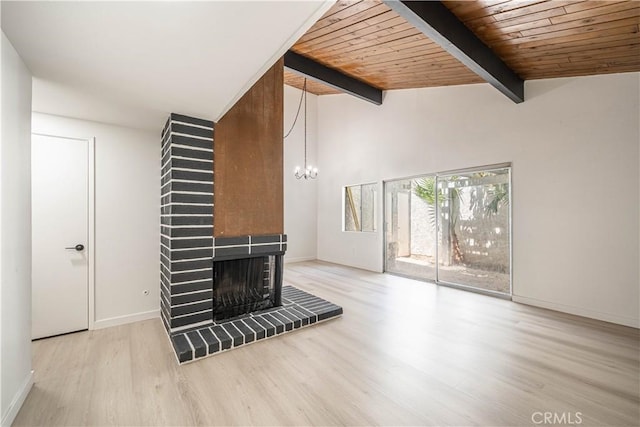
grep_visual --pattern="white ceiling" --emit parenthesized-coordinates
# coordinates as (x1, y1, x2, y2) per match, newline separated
(2, 1, 333, 131)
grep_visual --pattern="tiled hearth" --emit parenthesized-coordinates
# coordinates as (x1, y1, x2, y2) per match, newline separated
(170, 286, 343, 363)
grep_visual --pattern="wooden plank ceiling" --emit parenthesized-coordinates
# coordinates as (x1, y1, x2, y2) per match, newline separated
(284, 0, 640, 95)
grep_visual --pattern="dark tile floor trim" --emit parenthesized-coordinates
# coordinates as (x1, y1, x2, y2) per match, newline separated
(168, 285, 343, 364)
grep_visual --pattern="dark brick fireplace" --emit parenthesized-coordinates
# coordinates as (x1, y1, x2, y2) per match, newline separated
(160, 60, 341, 364)
(159, 112, 342, 364)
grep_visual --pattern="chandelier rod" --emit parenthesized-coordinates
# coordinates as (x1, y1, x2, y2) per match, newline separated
(303, 78, 307, 170)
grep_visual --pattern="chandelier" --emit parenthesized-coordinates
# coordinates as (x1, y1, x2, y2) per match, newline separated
(290, 79, 317, 180)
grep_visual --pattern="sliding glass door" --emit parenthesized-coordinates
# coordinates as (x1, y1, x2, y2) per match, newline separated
(384, 166, 511, 295)
(385, 178, 437, 281)
(436, 168, 511, 293)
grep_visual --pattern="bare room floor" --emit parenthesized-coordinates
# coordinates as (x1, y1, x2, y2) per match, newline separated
(14, 261, 640, 426)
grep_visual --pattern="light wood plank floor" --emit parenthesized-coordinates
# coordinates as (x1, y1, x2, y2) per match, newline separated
(14, 261, 640, 426)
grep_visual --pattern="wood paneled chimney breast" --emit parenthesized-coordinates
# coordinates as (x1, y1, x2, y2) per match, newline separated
(214, 58, 284, 237)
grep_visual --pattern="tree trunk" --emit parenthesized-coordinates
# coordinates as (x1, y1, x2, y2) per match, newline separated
(451, 230, 464, 264)
(448, 191, 464, 265)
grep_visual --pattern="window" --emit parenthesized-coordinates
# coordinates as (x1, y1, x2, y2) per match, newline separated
(343, 183, 376, 232)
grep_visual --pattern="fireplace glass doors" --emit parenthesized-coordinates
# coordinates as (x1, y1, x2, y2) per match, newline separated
(212, 255, 281, 321)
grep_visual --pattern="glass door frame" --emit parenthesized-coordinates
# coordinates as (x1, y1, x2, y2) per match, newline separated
(383, 174, 438, 282)
(382, 162, 513, 299)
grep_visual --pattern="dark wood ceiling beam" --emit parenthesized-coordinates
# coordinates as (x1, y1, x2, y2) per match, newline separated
(284, 51, 383, 105)
(382, 0, 524, 103)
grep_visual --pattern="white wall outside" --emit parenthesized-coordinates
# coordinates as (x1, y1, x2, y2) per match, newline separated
(32, 113, 160, 327)
(317, 73, 640, 328)
(1, 30, 33, 426)
(283, 85, 318, 263)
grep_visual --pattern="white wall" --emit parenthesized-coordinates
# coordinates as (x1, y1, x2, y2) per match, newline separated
(32, 113, 160, 328)
(283, 85, 318, 263)
(1, 31, 34, 426)
(29, 85, 317, 328)
(317, 73, 640, 328)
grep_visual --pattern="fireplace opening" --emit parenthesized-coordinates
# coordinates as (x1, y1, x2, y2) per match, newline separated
(213, 255, 282, 321)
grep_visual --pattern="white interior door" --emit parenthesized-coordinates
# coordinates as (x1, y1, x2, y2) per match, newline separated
(32, 134, 89, 339)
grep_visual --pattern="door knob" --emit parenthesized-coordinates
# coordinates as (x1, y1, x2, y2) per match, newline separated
(65, 244, 85, 251)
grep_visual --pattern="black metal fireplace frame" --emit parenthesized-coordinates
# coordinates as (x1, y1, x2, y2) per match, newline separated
(210, 234, 287, 323)
(211, 253, 283, 322)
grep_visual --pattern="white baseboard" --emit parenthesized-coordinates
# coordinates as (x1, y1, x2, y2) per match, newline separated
(512, 295, 639, 328)
(92, 309, 160, 330)
(284, 256, 316, 264)
(316, 257, 383, 273)
(1, 370, 34, 427)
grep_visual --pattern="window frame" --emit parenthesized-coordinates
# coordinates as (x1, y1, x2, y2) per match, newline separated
(342, 182, 377, 233)
(382, 162, 512, 298)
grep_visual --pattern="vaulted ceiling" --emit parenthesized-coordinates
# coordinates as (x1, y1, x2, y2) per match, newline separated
(1, 1, 333, 130)
(2, 0, 637, 128)
(284, 0, 640, 98)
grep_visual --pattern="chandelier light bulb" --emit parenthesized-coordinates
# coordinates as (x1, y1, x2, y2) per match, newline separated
(294, 164, 317, 180)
